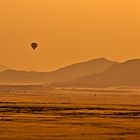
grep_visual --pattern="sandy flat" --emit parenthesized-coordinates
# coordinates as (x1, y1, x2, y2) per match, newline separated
(0, 85, 140, 140)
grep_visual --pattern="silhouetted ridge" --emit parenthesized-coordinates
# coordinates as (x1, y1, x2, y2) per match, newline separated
(51, 59, 140, 87)
(0, 65, 9, 72)
(122, 58, 140, 65)
(0, 58, 116, 84)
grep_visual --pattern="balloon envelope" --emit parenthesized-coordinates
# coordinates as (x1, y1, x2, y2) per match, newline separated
(31, 42, 38, 50)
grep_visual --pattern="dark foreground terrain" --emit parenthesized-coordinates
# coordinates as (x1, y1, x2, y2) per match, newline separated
(0, 85, 140, 140)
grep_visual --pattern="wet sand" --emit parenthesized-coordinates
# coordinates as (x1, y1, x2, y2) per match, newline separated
(0, 85, 140, 140)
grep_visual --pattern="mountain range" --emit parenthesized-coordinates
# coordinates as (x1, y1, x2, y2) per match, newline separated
(0, 58, 116, 84)
(51, 59, 140, 88)
(0, 58, 140, 87)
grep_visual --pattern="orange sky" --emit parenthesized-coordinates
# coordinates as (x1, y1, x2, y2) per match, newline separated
(0, 0, 140, 71)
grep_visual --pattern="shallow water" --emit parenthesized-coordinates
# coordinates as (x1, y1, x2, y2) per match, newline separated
(0, 85, 140, 140)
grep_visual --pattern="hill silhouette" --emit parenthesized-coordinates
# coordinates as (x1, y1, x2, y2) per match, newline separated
(0, 58, 116, 84)
(51, 59, 140, 87)
(0, 65, 9, 72)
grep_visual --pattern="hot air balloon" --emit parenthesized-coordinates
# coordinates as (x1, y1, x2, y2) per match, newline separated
(31, 42, 38, 50)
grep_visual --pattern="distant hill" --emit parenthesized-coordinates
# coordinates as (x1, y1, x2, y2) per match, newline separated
(0, 65, 9, 72)
(0, 58, 117, 84)
(47, 58, 117, 82)
(51, 59, 140, 88)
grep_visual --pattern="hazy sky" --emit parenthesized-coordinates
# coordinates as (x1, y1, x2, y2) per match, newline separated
(0, 0, 140, 71)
